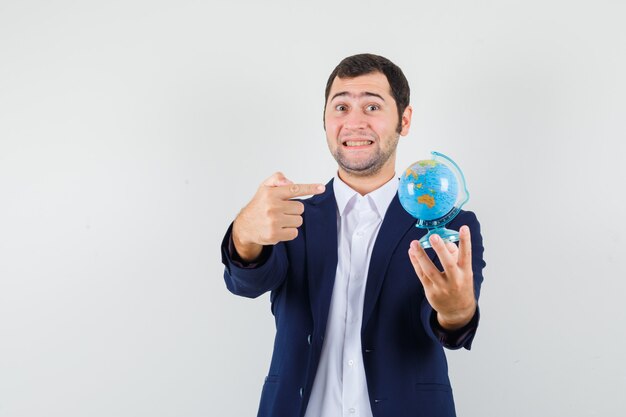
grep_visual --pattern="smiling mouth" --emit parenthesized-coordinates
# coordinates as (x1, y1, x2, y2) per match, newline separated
(342, 140, 373, 147)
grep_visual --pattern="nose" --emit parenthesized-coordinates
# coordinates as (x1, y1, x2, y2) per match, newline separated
(344, 109, 368, 130)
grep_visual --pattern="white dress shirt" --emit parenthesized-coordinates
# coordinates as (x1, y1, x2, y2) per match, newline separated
(304, 173, 399, 417)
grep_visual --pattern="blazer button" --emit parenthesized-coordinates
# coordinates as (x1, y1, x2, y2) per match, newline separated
(307, 334, 312, 345)
(299, 387, 304, 398)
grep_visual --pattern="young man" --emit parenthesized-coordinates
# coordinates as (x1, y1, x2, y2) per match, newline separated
(221, 53, 486, 417)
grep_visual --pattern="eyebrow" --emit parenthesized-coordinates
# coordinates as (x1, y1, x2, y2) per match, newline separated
(330, 91, 386, 102)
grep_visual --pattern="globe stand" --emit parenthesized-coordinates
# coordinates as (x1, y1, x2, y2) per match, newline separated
(419, 227, 460, 249)
(398, 151, 470, 249)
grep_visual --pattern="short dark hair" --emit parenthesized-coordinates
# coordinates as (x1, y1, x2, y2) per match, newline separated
(324, 53, 410, 133)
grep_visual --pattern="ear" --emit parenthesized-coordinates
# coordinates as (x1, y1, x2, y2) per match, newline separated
(399, 105, 413, 136)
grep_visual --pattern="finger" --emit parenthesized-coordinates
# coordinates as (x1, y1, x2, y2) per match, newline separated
(276, 227, 299, 242)
(457, 225, 472, 269)
(274, 183, 326, 200)
(409, 240, 442, 286)
(281, 200, 305, 215)
(445, 241, 459, 257)
(280, 214, 303, 228)
(408, 241, 432, 288)
(263, 172, 293, 187)
(428, 234, 457, 274)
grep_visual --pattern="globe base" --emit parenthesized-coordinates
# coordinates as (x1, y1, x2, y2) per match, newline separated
(418, 227, 460, 249)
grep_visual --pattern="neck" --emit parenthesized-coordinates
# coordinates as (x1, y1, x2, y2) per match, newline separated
(337, 165, 396, 196)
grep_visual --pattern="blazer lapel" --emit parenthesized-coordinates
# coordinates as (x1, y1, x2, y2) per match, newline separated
(304, 179, 338, 338)
(362, 194, 420, 330)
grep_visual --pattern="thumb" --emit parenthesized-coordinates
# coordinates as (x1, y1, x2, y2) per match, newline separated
(263, 171, 293, 187)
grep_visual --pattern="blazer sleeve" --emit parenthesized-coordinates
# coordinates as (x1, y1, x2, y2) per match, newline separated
(419, 210, 486, 350)
(221, 222, 289, 299)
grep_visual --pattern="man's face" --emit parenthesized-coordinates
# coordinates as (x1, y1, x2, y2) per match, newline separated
(324, 71, 411, 177)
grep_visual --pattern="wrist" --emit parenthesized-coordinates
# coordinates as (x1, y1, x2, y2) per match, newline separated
(436, 301, 477, 331)
(232, 219, 263, 262)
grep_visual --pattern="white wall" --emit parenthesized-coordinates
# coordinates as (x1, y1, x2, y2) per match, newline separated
(1, 1, 625, 416)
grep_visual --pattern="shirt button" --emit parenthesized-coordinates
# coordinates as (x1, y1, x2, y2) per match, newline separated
(349, 408, 356, 414)
(356, 230, 364, 237)
(348, 360, 354, 366)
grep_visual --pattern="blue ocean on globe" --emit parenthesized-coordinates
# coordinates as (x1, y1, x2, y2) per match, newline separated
(398, 160, 459, 221)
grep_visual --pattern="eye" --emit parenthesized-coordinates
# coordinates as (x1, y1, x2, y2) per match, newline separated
(366, 104, 380, 111)
(335, 104, 347, 111)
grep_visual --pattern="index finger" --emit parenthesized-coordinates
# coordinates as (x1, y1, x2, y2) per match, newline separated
(409, 240, 444, 285)
(273, 183, 326, 199)
(428, 234, 457, 273)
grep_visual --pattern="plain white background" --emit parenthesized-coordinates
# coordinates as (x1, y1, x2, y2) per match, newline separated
(1, 1, 625, 416)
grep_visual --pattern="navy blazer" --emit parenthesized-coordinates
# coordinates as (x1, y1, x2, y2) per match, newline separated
(221, 178, 486, 417)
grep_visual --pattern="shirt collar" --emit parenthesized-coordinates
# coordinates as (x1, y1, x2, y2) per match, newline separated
(333, 173, 399, 219)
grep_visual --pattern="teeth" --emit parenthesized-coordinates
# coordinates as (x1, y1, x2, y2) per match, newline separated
(345, 140, 373, 146)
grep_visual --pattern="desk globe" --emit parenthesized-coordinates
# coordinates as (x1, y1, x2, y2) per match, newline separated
(398, 151, 469, 249)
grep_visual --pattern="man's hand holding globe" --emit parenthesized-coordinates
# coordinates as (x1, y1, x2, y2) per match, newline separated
(400, 152, 476, 330)
(408, 227, 476, 331)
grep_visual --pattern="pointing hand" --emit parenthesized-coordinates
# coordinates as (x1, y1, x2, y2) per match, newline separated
(232, 172, 325, 262)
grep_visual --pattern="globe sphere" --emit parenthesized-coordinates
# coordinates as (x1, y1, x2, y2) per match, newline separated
(398, 160, 459, 221)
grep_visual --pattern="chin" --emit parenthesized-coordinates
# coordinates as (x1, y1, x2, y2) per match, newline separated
(340, 164, 382, 177)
